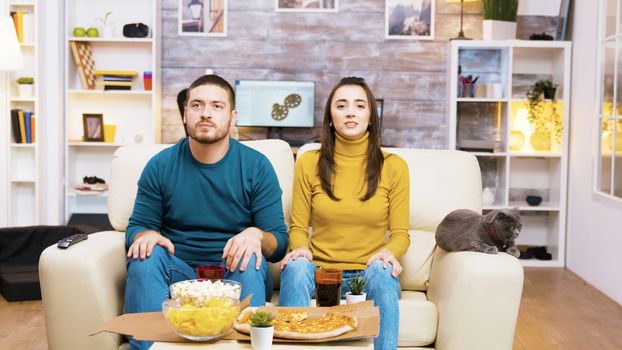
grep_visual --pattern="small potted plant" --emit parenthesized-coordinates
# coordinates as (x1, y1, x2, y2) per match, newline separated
(249, 310, 275, 350)
(526, 80, 563, 149)
(16, 77, 34, 98)
(482, 0, 519, 40)
(94, 11, 114, 38)
(345, 272, 366, 304)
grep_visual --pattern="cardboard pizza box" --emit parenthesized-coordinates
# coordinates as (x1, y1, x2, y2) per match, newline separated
(92, 297, 379, 344)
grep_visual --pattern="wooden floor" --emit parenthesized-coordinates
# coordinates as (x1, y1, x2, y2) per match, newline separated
(1, 268, 622, 350)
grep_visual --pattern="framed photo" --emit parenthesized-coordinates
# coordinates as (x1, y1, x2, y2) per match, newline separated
(275, 0, 338, 12)
(83, 114, 104, 142)
(556, 0, 570, 40)
(385, 0, 434, 40)
(179, 0, 227, 37)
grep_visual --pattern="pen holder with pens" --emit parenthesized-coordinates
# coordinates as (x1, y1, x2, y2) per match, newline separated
(458, 74, 479, 98)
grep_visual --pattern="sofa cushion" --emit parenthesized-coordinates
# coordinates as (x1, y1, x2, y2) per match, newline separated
(399, 230, 436, 291)
(398, 291, 438, 347)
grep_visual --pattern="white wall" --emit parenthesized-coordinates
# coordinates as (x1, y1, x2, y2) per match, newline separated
(566, 0, 622, 305)
(38, 0, 64, 225)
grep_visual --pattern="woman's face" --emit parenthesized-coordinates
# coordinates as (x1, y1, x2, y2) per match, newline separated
(330, 85, 370, 140)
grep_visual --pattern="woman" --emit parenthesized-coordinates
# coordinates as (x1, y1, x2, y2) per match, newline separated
(279, 77, 410, 350)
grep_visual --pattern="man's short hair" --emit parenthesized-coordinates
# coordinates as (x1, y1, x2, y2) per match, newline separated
(185, 74, 235, 111)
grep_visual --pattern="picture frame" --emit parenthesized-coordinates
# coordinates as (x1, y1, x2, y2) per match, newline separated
(385, 0, 434, 40)
(179, 0, 227, 37)
(556, 0, 570, 40)
(83, 113, 104, 142)
(275, 0, 338, 12)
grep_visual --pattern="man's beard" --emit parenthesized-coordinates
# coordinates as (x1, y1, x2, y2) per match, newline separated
(187, 122, 229, 145)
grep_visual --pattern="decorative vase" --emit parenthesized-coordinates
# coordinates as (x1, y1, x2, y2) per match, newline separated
(345, 292, 366, 304)
(17, 84, 33, 98)
(483, 20, 517, 40)
(250, 326, 274, 350)
(530, 131, 551, 151)
(482, 187, 495, 206)
(103, 24, 115, 38)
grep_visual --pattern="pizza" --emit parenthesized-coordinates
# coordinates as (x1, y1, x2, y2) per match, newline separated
(233, 308, 357, 340)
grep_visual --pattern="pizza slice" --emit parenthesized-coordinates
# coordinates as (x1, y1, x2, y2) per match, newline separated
(233, 308, 357, 340)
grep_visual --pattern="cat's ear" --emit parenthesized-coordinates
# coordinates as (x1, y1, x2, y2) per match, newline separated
(512, 207, 520, 215)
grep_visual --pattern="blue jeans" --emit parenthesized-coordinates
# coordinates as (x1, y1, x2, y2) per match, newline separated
(124, 245, 272, 350)
(278, 258, 400, 350)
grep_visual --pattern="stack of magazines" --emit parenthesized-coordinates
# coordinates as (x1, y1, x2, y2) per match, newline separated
(95, 70, 137, 91)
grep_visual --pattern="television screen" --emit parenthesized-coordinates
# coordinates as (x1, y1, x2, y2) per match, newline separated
(235, 80, 315, 127)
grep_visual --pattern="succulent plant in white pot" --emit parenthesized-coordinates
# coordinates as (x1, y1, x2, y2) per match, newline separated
(249, 310, 275, 350)
(16, 77, 34, 98)
(345, 271, 367, 304)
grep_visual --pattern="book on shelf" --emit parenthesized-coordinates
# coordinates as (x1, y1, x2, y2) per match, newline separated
(24, 112, 32, 143)
(11, 109, 35, 144)
(104, 85, 132, 91)
(94, 70, 138, 76)
(102, 75, 133, 82)
(22, 13, 34, 43)
(11, 110, 21, 143)
(18, 110, 26, 143)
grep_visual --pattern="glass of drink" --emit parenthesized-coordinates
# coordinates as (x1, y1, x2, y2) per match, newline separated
(314, 268, 342, 307)
(196, 265, 225, 280)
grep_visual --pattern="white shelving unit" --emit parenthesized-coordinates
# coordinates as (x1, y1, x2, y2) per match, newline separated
(448, 40, 572, 267)
(64, 0, 160, 221)
(4, 0, 39, 226)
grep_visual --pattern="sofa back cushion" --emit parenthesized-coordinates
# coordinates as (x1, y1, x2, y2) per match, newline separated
(296, 144, 482, 291)
(107, 140, 295, 233)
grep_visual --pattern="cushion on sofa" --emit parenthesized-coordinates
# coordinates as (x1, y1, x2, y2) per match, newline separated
(398, 291, 438, 347)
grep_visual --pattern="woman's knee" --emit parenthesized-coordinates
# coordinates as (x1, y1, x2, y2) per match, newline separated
(281, 258, 314, 281)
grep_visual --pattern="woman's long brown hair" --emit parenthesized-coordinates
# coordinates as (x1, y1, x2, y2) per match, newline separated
(318, 77, 384, 201)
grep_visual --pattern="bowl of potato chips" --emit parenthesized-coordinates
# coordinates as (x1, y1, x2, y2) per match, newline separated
(163, 279, 242, 341)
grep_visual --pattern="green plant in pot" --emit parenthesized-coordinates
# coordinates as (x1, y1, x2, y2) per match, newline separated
(16, 77, 34, 98)
(345, 271, 367, 304)
(249, 310, 275, 350)
(482, 0, 519, 40)
(526, 80, 563, 150)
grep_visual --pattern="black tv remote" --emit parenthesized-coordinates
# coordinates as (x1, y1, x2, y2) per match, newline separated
(57, 233, 88, 249)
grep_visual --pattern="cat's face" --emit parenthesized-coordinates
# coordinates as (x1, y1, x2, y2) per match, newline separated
(492, 208, 522, 241)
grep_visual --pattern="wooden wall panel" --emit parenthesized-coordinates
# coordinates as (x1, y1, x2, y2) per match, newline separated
(160, 0, 554, 148)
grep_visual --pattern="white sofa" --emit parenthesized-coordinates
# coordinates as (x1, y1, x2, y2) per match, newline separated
(39, 139, 523, 350)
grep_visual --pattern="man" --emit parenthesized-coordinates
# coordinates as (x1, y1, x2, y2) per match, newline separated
(124, 74, 288, 350)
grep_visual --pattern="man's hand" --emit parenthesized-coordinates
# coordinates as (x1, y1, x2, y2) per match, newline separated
(280, 247, 313, 270)
(367, 248, 402, 277)
(222, 227, 263, 272)
(127, 230, 174, 260)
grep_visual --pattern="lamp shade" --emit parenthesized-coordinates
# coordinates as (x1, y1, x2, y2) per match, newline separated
(0, 16, 24, 71)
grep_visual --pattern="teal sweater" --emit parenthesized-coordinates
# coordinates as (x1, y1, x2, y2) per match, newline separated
(125, 138, 288, 266)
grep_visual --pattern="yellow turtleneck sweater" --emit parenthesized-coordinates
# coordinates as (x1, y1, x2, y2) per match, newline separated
(288, 132, 410, 270)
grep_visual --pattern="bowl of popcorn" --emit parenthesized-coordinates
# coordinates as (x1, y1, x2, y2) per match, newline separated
(163, 279, 242, 341)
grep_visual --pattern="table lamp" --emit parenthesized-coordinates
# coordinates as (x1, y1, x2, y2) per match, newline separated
(0, 16, 24, 71)
(447, 0, 478, 40)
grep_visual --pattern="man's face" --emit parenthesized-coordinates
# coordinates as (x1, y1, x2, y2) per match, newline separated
(184, 84, 236, 144)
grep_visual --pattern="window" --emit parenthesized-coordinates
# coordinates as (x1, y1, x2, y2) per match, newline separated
(595, 0, 622, 201)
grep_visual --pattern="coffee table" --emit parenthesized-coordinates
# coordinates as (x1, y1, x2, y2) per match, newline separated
(151, 338, 373, 349)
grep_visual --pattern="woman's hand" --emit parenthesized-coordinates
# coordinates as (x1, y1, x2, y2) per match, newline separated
(280, 247, 313, 270)
(367, 248, 403, 277)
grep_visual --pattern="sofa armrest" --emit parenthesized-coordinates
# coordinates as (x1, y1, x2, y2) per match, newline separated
(427, 249, 524, 350)
(39, 231, 127, 350)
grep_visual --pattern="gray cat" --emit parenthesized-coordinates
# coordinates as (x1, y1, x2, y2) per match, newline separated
(435, 208, 522, 258)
